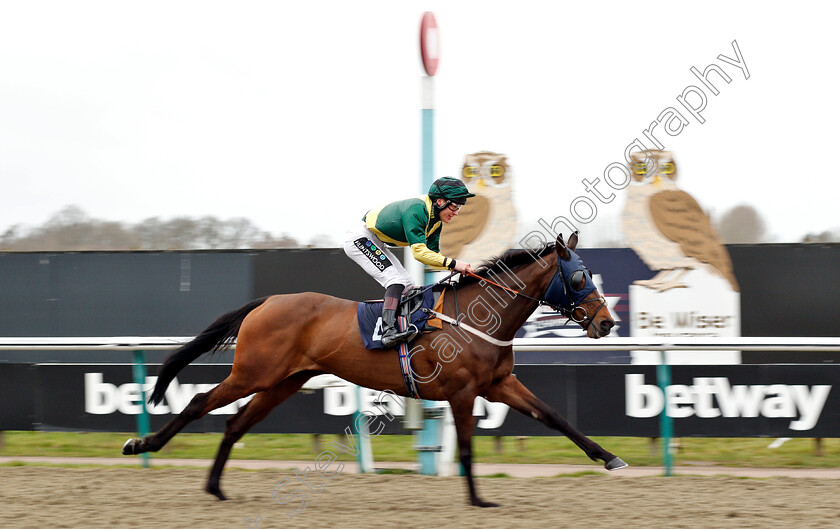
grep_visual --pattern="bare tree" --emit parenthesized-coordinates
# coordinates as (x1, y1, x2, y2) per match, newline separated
(3, 206, 137, 251)
(0, 225, 22, 250)
(716, 204, 767, 244)
(0, 206, 301, 251)
(306, 233, 339, 248)
(220, 217, 262, 249)
(251, 232, 300, 249)
(135, 217, 167, 249)
(802, 229, 840, 243)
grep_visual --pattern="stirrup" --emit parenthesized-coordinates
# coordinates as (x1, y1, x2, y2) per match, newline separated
(381, 324, 419, 348)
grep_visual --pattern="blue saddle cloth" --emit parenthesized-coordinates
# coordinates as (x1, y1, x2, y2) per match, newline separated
(357, 287, 437, 349)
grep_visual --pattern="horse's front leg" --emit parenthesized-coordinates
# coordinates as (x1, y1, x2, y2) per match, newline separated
(484, 375, 627, 471)
(449, 396, 500, 508)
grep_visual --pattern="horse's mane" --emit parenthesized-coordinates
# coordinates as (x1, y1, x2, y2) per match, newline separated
(456, 243, 556, 288)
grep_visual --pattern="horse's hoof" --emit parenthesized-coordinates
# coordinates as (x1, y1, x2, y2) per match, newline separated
(206, 485, 228, 501)
(122, 438, 139, 455)
(605, 456, 628, 471)
(471, 498, 501, 508)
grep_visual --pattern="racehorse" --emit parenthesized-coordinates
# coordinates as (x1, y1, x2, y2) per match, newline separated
(122, 232, 627, 507)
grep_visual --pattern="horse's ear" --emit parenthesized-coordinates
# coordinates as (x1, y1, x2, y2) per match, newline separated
(555, 234, 570, 260)
(568, 231, 579, 251)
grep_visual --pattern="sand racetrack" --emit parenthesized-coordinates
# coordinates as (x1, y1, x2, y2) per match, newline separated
(2, 466, 840, 528)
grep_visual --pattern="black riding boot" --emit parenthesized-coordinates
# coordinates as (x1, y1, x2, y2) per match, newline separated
(380, 284, 416, 348)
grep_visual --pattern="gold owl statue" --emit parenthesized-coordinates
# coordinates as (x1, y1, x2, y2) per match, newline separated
(440, 151, 518, 264)
(622, 150, 739, 292)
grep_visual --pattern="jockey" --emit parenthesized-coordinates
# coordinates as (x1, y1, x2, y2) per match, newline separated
(343, 176, 477, 348)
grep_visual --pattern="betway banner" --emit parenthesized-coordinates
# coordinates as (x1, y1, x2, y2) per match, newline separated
(3, 364, 840, 437)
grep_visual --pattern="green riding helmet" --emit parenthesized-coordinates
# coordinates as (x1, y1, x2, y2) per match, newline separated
(428, 177, 476, 204)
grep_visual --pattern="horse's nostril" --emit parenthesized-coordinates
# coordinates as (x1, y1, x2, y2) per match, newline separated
(601, 320, 614, 331)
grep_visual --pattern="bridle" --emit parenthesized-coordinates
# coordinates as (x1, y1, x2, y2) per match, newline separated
(545, 283, 607, 332)
(463, 254, 608, 332)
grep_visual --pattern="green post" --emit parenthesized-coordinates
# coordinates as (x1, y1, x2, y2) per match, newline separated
(417, 11, 447, 476)
(417, 90, 441, 476)
(351, 385, 374, 473)
(132, 350, 151, 469)
(656, 350, 673, 476)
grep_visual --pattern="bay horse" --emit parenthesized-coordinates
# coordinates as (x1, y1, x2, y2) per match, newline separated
(122, 232, 627, 507)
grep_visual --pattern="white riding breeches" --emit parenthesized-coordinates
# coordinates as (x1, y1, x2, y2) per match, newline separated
(343, 222, 416, 289)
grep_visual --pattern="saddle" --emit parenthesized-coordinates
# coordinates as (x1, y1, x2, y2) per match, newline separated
(357, 286, 444, 350)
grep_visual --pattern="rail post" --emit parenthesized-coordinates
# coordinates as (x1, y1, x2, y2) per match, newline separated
(351, 385, 374, 473)
(131, 349, 151, 468)
(657, 350, 673, 476)
(417, 11, 443, 476)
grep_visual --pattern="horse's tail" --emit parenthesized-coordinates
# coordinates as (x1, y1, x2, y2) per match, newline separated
(148, 296, 270, 406)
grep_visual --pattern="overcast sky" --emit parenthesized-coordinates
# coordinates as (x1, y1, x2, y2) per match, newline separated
(1, 1, 837, 246)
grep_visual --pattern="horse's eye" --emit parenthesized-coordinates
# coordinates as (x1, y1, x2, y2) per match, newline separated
(569, 270, 585, 291)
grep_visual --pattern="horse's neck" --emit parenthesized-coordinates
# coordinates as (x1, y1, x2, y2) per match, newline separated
(506, 258, 556, 336)
(462, 257, 556, 341)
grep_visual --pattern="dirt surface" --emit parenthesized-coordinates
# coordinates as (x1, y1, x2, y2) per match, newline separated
(3, 466, 840, 528)
(6, 455, 840, 478)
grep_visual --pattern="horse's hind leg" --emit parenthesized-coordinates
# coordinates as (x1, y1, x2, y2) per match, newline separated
(206, 372, 314, 501)
(122, 376, 254, 456)
(484, 375, 627, 471)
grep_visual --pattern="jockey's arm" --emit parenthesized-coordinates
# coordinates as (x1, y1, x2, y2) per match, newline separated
(408, 242, 453, 270)
(408, 244, 475, 273)
(408, 239, 474, 274)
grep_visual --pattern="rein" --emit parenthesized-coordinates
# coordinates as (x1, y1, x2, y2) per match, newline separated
(464, 270, 606, 331)
(463, 270, 541, 303)
(401, 257, 609, 352)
